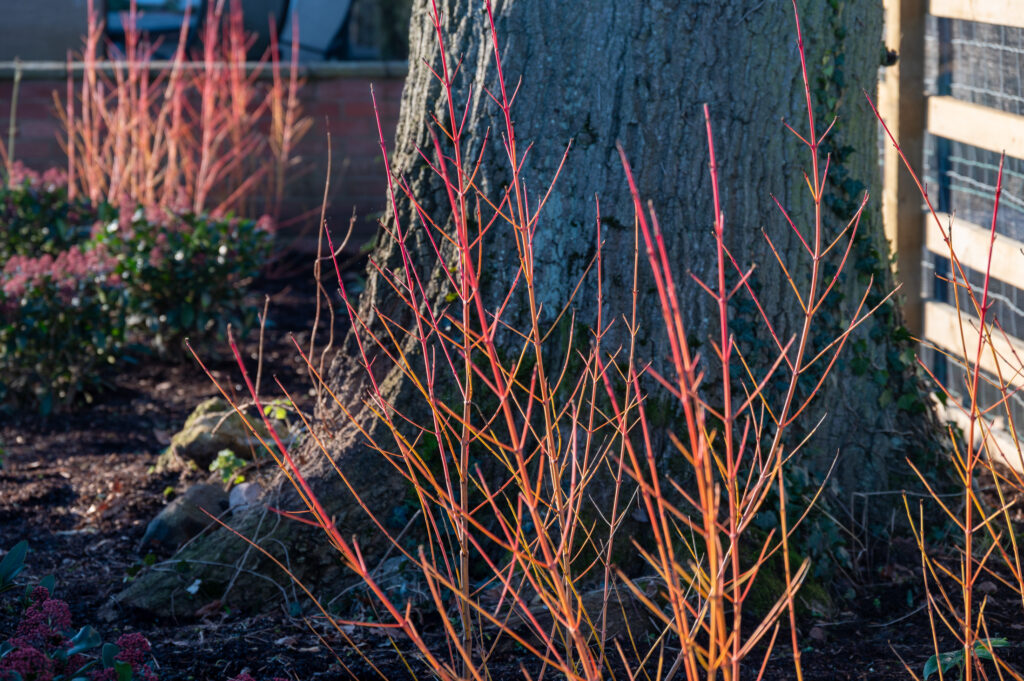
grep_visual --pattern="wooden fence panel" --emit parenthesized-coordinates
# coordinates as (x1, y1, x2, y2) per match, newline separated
(930, 0, 1024, 29)
(923, 300, 1024, 390)
(881, 0, 926, 334)
(884, 0, 1024, 455)
(925, 214, 1024, 286)
(927, 96, 1024, 159)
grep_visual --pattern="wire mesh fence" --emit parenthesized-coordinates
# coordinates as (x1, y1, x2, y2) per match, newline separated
(921, 15, 1024, 435)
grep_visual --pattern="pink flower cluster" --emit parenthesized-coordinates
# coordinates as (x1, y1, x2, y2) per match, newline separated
(0, 588, 87, 681)
(148, 232, 170, 268)
(87, 633, 158, 681)
(0, 645, 53, 681)
(1, 589, 297, 681)
(112, 633, 153, 673)
(2, 245, 121, 301)
(5, 163, 68, 191)
(1, 587, 159, 681)
(16, 587, 72, 644)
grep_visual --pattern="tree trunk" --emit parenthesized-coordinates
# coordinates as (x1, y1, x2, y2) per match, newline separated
(117, 0, 944, 617)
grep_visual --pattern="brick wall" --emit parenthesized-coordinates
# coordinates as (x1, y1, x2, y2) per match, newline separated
(287, 72, 405, 252)
(0, 62, 407, 254)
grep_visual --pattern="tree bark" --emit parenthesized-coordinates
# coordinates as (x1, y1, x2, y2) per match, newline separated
(117, 0, 944, 616)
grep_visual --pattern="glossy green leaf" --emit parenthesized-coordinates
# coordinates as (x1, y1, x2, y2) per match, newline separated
(67, 626, 103, 656)
(0, 540, 28, 585)
(101, 643, 120, 668)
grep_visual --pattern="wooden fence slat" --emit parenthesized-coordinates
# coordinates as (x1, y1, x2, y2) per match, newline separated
(928, 96, 1024, 159)
(926, 212, 1024, 285)
(920, 0, 1024, 452)
(924, 300, 1024, 389)
(930, 0, 1024, 29)
(881, 0, 926, 335)
(935, 400, 1024, 471)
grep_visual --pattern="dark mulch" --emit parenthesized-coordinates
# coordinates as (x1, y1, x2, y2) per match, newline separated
(0, 267, 355, 681)
(1, 264, 1023, 680)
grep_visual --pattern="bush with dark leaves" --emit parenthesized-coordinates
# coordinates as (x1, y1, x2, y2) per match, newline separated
(0, 168, 274, 411)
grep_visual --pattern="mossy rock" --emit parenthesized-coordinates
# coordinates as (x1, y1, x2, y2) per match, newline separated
(162, 397, 272, 471)
(138, 483, 230, 552)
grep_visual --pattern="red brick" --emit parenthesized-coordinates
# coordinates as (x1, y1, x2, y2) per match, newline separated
(12, 100, 59, 120)
(339, 99, 378, 121)
(15, 118, 61, 138)
(306, 99, 342, 119)
(0, 72, 404, 243)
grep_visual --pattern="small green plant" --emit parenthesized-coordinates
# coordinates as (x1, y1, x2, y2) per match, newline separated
(0, 541, 27, 595)
(209, 449, 247, 485)
(262, 398, 292, 422)
(924, 639, 1010, 680)
(125, 553, 158, 582)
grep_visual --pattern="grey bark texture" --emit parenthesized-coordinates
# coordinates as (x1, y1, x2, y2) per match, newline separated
(116, 0, 944, 616)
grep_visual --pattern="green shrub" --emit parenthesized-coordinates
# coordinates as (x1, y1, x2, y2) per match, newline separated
(0, 243, 128, 412)
(96, 209, 273, 353)
(0, 164, 104, 261)
(0, 168, 275, 411)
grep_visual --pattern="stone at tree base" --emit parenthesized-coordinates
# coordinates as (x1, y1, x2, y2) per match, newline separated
(114, 499, 350, 618)
(138, 483, 230, 552)
(229, 481, 262, 514)
(162, 397, 273, 471)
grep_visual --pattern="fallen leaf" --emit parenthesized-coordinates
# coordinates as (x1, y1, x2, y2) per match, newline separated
(195, 599, 224, 619)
